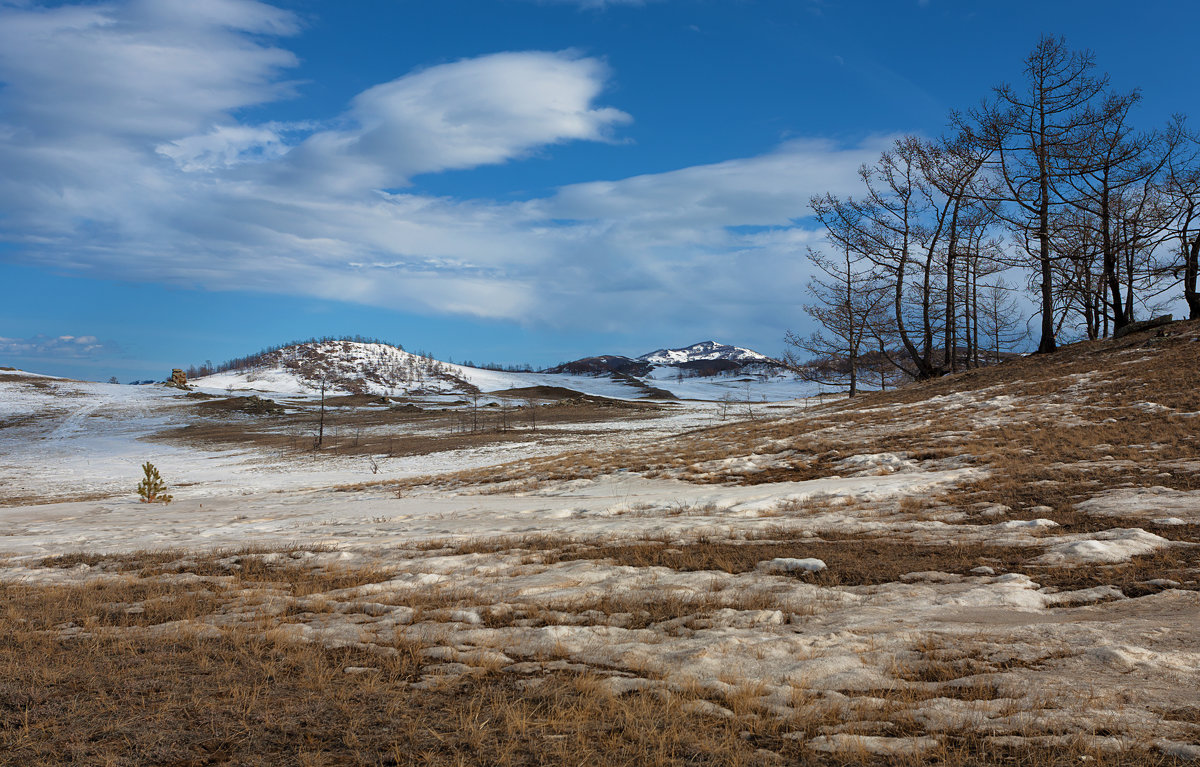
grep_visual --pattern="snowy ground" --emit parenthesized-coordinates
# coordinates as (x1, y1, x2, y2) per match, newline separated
(197, 364, 825, 403)
(2, 351, 1199, 761)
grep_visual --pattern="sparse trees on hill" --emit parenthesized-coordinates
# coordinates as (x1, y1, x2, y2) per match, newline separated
(810, 144, 941, 379)
(795, 35, 1195, 379)
(186, 337, 404, 380)
(1057, 92, 1181, 332)
(807, 134, 1000, 380)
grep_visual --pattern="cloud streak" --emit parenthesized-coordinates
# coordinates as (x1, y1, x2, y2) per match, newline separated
(0, 334, 121, 359)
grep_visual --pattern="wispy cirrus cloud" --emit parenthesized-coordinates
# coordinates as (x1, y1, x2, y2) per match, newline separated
(523, 0, 659, 9)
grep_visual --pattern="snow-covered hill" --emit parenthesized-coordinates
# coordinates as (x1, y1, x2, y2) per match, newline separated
(194, 341, 470, 396)
(637, 341, 772, 366)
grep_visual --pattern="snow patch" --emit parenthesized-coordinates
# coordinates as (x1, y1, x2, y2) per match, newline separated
(805, 734, 940, 756)
(757, 558, 827, 574)
(1035, 529, 1174, 565)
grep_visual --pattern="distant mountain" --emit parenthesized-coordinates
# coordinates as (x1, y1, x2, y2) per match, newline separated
(543, 341, 782, 381)
(637, 341, 773, 366)
(542, 355, 652, 377)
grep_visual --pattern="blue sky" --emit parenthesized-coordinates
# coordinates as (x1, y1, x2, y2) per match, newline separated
(1, 0, 1197, 381)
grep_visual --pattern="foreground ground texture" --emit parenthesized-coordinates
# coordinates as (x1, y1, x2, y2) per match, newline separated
(1, 323, 1199, 766)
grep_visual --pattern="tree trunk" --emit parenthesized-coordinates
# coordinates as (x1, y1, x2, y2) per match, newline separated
(317, 380, 326, 448)
(1036, 97, 1057, 354)
(1124, 242, 1136, 323)
(962, 252, 972, 369)
(1038, 236, 1057, 353)
(971, 258, 980, 366)
(1099, 184, 1129, 332)
(1186, 232, 1200, 320)
(944, 199, 960, 372)
(895, 255, 935, 379)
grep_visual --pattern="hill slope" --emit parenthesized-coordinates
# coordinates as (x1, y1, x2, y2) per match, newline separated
(194, 340, 471, 396)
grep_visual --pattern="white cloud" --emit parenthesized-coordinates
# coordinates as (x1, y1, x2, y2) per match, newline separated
(157, 123, 297, 171)
(0, 334, 120, 359)
(0, 0, 889, 345)
(269, 51, 631, 193)
(542, 138, 880, 231)
(0, 0, 299, 140)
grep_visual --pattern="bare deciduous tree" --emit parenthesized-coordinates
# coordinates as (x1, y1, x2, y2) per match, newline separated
(1161, 129, 1200, 319)
(785, 245, 886, 396)
(972, 35, 1108, 354)
(977, 280, 1029, 363)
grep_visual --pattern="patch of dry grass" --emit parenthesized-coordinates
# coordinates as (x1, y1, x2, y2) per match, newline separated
(155, 395, 663, 461)
(36, 545, 396, 597)
(550, 536, 1200, 595)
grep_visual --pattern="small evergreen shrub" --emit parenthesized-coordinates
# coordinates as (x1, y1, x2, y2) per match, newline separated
(136, 462, 173, 504)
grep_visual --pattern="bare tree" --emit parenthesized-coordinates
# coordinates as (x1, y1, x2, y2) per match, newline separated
(1161, 129, 1200, 319)
(977, 280, 1029, 363)
(785, 244, 886, 396)
(1111, 180, 1177, 322)
(1058, 91, 1180, 331)
(811, 143, 943, 378)
(1050, 210, 1106, 338)
(971, 35, 1108, 354)
(917, 133, 994, 371)
(314, 373, 328, 449)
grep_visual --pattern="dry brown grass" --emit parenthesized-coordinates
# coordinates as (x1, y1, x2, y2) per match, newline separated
(36, 545, 396, 596)
(0, 490, 116, 508)
(153, 395, 663, 461)
(2, 546, 1194, 765)
(1, 629, 1184, 766)
(0, 572, 776, 766)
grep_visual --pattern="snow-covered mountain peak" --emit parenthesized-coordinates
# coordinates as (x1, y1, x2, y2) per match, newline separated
(637, 341, 771, 365)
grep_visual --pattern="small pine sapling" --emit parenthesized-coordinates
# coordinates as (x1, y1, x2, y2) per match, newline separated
(137, 461, 173, 504)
